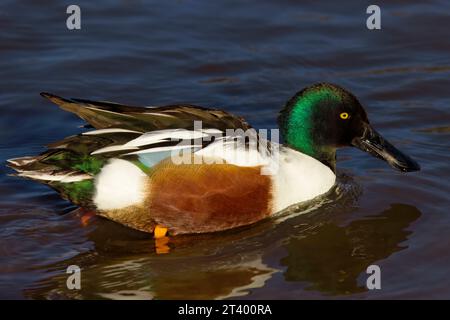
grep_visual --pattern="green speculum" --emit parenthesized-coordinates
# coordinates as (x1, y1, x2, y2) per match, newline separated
(52, 179, 94, 207)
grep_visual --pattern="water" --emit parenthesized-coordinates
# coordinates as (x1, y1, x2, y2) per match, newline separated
(0, 0, 449, 299)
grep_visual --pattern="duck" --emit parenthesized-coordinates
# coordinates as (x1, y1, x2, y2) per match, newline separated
(7, 83, 420, 237)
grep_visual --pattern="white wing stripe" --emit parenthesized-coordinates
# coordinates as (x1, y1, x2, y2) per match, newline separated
(124, 145, 202, 155)
(91, 145, 139, 155)
(83, 128, 143, 135)
(124, 129, 210, 147)
(18, 171, 91, 182)
(88, 128, 225, 157)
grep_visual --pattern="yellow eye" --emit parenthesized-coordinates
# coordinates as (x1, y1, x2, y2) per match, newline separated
(340, 112, 349, 120)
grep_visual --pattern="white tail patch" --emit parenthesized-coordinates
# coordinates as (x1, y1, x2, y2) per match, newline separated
(93, 159, 147, 211)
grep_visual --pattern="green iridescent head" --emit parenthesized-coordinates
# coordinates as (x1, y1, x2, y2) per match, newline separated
(278, 83, 420, 172)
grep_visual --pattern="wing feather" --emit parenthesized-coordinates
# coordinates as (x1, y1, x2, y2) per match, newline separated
(40, 92, 251, 132)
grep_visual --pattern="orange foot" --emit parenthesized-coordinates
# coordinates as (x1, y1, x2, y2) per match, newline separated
(154, 225, 170, 254)
(79, 209, 96, 227)
(154, 225, 168, 239)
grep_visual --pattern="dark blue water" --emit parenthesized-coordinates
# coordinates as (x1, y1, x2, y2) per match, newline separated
(1, 0, 449, 299)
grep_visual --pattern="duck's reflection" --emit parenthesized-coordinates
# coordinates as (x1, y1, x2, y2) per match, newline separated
(96, 255, 276, 300)
(280, 203, 421, 295)
(23, 203, 420, 299)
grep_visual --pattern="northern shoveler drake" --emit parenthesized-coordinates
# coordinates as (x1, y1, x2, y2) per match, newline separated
(7, 83, 420, 236)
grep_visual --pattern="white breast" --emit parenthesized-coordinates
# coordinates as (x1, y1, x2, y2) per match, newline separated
(196, 136, 336, 212)
(270, 147, 336, 213)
